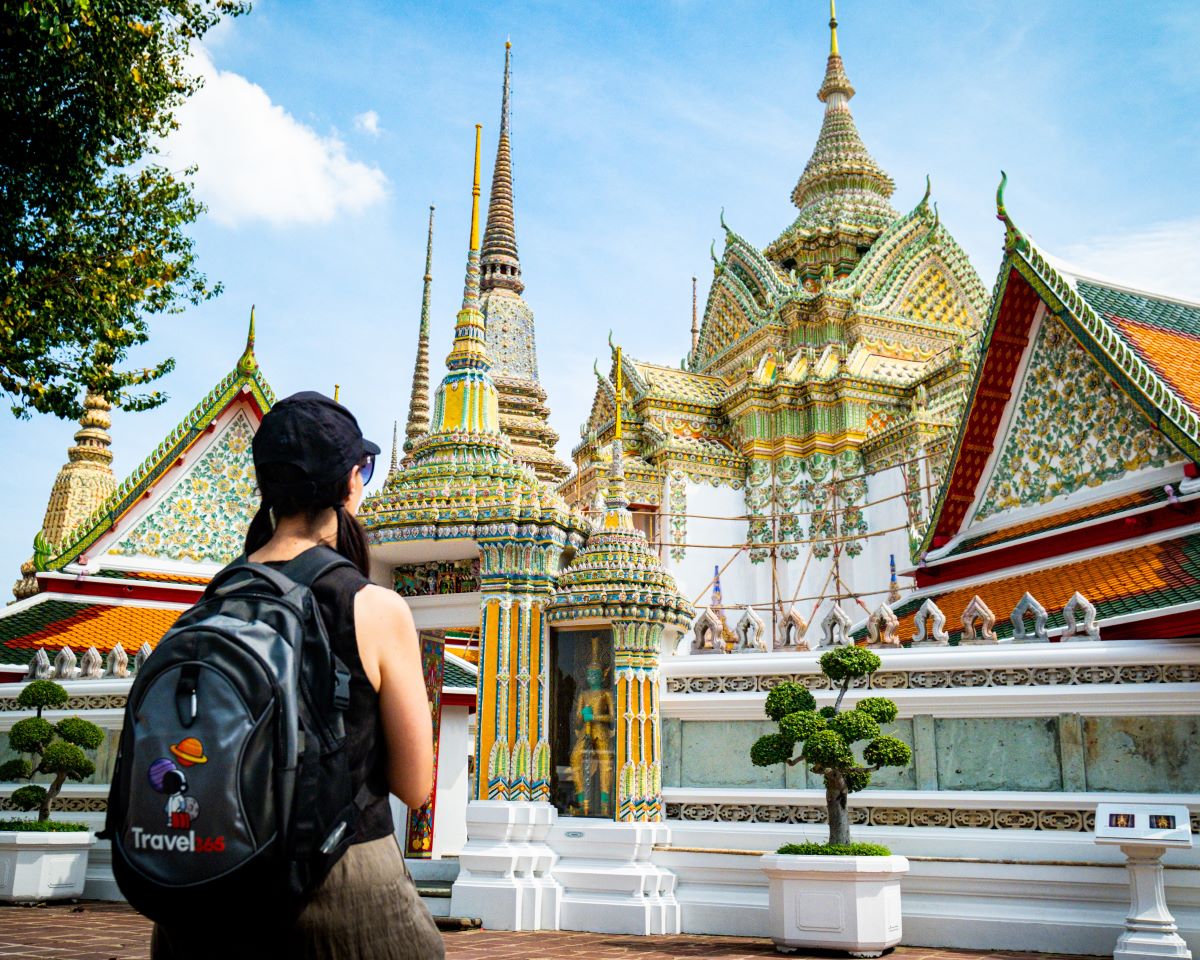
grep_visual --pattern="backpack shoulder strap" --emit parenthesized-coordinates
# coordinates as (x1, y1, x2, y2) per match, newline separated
(280, 544, 356, 590)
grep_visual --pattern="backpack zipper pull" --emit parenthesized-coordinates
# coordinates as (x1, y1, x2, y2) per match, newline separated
(176, 664, 201, 728)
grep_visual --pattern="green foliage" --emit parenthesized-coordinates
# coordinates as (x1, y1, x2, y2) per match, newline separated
(39, 741, 94, 779)
(802, 729, 854, 769)
(854, 697, 898, 725)
(0, 0, 249, 419)
(818, 705, 837, 719)
(863, 735, 913, 769)
(0, 818, 89, 832)
(9, 716, 54, 753)
(819, 646, 882, 682)
(16, 679, 68, 714)
(777, 841, 892, 857)
(764, 682, 816, 721)
(826, 709, 880, 744)
(56, 716, 103, 750)
(10, 784, 47, 812)
(779, 710, 825, 744)
(750, 733, 795, 768)
(0, 758, 33, 781)
(844, 768, 872, 793)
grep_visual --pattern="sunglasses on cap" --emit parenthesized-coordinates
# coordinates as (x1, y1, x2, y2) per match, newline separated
(357, 453, 376, 486)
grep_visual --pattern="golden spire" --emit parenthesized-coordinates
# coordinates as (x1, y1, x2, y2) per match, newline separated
(469, 123, 482, 253)
(405, 204, 435, 454)
(614, 345, 623, 441)
(334, 384, 340, 403)
(236, 305, 257, 377)
(444, 124, 494, 376)
(829, 0, 838, 56)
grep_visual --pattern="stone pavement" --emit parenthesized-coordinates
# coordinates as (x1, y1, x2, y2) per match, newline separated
(0, 901, 1097, 960)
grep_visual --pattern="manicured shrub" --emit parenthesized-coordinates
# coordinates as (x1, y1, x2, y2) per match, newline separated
(750, 637, 910, 848)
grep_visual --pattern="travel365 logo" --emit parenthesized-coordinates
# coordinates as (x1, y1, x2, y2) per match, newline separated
(133, 737, 226, 853)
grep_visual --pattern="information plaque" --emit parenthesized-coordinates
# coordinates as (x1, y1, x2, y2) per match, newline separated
(1094, 803, 1193, 849)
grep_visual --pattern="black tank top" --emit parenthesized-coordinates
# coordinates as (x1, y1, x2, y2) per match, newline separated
(264, 559, 395, 844)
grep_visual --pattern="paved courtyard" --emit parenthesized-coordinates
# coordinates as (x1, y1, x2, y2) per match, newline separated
(0, 901, 1100, 960)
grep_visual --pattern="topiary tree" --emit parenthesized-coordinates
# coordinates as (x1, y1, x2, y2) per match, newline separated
(750, 646, 911, 850)
(0, 679, 102, 824)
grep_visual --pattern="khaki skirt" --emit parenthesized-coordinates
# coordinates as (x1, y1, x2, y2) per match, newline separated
(151, 833, 445, 960)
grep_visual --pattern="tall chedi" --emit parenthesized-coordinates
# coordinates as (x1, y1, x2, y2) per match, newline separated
(13, 391, 117, 598)
(401, 204, 436, 466)
(479, 41, 571, 485)
(764, 0, 898, 280)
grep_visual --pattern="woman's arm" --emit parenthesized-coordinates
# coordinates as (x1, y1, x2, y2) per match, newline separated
(354, 584, 434, 809)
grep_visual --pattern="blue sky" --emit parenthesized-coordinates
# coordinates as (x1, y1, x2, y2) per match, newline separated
(4, 0, 1199, 585)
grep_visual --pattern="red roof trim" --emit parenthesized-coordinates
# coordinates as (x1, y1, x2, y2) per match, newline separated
(927, 269, 1043, 546)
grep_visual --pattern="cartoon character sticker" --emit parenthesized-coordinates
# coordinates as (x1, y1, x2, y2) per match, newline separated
(147, 738, 208, 829)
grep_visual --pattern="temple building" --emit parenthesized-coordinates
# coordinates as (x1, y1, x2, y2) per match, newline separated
(1, 9, 1198, 954)
(565, 4, 988, 649)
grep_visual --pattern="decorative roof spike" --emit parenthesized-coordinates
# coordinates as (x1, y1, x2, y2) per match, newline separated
(389, 421, 399, 474)
(405, 204, 435, 452)
(912, 598, 949, 645)
(236, 305, 257, 377)
(995, 170, 1027, 252)
(481, 41, 523, 295)
(690, 276, 699, 353)
(445, 124, 491, 374)
(26, 648, 51, 680)
(79, 646, 103, 679)
(829, 0, 839, 55)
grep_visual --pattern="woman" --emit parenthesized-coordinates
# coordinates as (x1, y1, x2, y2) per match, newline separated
(151, 391, 445, 959)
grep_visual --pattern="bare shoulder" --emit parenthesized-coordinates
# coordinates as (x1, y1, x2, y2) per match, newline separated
(353, 585, 416, 690)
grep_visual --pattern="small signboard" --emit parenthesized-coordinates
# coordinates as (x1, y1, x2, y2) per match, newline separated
(1094, 803, 1193, 849)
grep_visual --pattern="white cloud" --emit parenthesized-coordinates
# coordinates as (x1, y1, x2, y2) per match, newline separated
(164, 47, 387, 227)
(354, 110, 381, 136)
(1065, 218, 1200, 303)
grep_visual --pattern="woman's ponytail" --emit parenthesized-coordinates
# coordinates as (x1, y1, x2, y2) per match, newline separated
(335, 503, 371, 576)
(244, 501, 275, 556)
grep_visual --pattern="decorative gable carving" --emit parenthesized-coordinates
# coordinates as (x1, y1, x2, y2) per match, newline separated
(735, 607, 768, 652)
(961, 595, 998, 644)
(975, 314, 1182, 522)
(1011, 592, 1049, 643)
(912, 598, 949, 645)
(111, 411, 258, 565)
(1062, 591, 1100, 641)
(819, 604, 852, 648)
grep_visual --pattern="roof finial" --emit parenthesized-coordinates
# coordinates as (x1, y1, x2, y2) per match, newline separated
(405, 205, 435, 453)
(829, 0, 839, 56)
(614, 345, 623, 441)
(390, 420, 399, 473)
(333, 384, 340, 403)
(481, 41, 523, 295)
(691, 276, 699, 353)
(470, 124, 482, 254)
(236, 305, 257, 376)
(445, 126, 492, 374)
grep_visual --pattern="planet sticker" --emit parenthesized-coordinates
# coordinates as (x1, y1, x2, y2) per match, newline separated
(169, 737, 208, 766)
(148, 757, 178, 792)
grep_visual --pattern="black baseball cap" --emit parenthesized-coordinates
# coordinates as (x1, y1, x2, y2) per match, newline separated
(252, 391, 381, 487)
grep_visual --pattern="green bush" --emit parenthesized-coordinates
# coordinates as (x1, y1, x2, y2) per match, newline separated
(746, 631, 911, 848)
(779, 710, 825, 743)
(750, 733, 795, 767)
(863, 735, 913, 768)
(56, 716, 104, 750)
(9, 717, 54, 754)
(819, 646, 881, 682)
(0, 819, 90, 833)
(6, 680, 103, 822)
(16, 680, 68, 715)
(777, 841, 892, 857)
(854, 697, 898, 725)
(764, 683, 816, 721)
(826, 709, 880, 744)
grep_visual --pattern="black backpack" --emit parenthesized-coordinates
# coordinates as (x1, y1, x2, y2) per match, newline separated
(100, 545, 375, 927)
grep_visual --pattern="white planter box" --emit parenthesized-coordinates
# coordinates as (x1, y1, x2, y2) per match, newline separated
(0, 830, 94, 902)
(760, 853, 909, 957)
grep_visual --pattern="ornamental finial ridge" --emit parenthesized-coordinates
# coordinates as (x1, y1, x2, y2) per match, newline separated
(829, 0, 839, 56)
(236, 305, 257, 377)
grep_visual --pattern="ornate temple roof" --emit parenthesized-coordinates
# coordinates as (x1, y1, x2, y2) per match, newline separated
(856, 525, 1200, 645)
(548, 441, 693, 627)
(0, 597, 184, 665)
(921, 177, 1200, 558)
(764, 1, 898, 273)
(16, 312, 273, 587)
